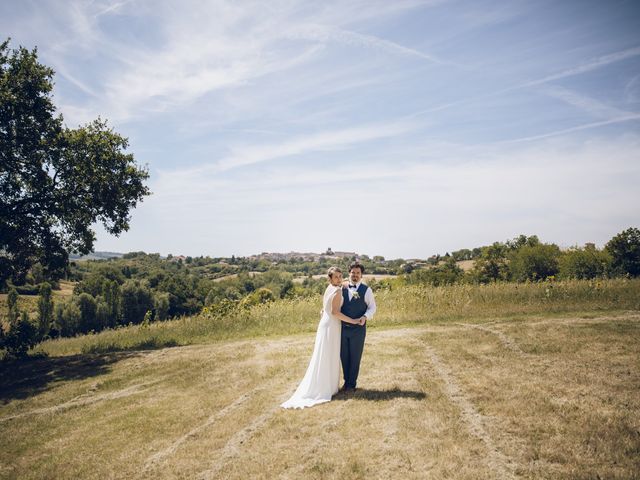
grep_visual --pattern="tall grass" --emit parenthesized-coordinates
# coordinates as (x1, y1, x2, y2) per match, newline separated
(35, 278, 640, 357)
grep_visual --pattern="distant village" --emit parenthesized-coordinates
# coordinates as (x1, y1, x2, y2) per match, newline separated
(248, 248, 359, 263)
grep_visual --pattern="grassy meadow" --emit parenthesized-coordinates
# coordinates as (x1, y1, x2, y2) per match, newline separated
(1, 279, 639, 479)
(27, 278, 640, 357)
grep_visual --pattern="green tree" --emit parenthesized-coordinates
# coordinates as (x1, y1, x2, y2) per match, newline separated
(7, 287, 20, 325)
(606, 227, 640, 277)
(509, 244, 561, 282)
(506, 234, 540, 250)
(471, 243, 510, 283)
(120, 281, 154, 324)
(37, 282, 53, 339)
(77, 293, 98, 333)
(55, 301, 81, 337)
(102, 280, 121, 326)
(154, 292, 170, 321)
(559, 247, 612, 279)
(95, 300, 111, 331)
(0, 39, 150, 287)
(4, 311, 38, 358)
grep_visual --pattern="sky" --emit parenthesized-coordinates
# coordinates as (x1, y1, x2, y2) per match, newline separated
(3, 0, 640, 259)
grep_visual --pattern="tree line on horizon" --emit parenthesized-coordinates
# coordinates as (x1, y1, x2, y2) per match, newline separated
(2, 227, 639, 359)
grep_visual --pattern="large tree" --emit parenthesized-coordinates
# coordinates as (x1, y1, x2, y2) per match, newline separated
(606, 227, 640, 277)
(0, 39, 150, 286)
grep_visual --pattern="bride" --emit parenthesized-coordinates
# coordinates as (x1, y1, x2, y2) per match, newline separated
(281, 266, 365, 409)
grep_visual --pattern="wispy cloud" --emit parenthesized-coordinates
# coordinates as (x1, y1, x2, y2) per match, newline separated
(285, 24, 449, 65)
(174, 120, 419, 174)
(495, 115, 640, 144)
(521, 45, 640, 88)
(539, 85, 635, 119)
(139, 134, 640, 256)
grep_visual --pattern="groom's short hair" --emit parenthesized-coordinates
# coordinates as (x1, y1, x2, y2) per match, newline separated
(349, 261, 365, 274)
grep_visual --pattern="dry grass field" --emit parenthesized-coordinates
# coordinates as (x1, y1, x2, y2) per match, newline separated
(1, 311, 639, 479)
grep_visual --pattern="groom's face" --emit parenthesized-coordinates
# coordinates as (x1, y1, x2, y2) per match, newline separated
(349, 267, 362, 284)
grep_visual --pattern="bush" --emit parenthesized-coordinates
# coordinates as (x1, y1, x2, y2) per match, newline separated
(559, 247, 612, 279)
(240, 287, 275, 308)
(4, 312, 39, 358)
(509, 244, 561, 282)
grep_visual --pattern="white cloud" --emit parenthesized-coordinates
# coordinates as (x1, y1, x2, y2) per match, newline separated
(124, 135, 640, 258)
(521, 45, 640, 88)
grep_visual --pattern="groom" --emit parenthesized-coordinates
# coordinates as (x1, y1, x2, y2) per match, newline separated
(340, 261, 377, 392)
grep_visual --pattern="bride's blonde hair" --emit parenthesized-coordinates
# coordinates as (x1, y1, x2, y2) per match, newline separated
(327, 266, 342, 279)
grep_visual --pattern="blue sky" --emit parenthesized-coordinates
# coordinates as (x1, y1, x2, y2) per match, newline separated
(3, 0, 640, 259)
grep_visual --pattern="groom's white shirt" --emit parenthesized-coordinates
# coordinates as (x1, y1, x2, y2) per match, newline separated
(347, 282, 377, 320)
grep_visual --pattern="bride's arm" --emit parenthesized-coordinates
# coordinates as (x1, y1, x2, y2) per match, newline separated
(331, 288, 361, 324)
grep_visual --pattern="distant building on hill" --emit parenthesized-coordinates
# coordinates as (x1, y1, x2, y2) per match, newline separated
(249, 250, 358, 262)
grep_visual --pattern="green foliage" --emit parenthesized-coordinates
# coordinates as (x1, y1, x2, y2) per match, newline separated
(471, 242, 510, 283)
(77, 293, 98, 333)
(7, 287, 20, 325)
(74, 265, 125, 296)
(102, 280, 120, 325)
(606, 227, 640, 277)
(7, 283, 41, 295)
(37, 282, 53, 338)
(0, 39, 150, 287)
(506, 234, 540, 250)
(240, 287, 275, 308)
(559, 247, 612, 279)
(406, 258, 464, 286)
(509, 244, 561, 282)
(95, 301, 111, 330)
(54, 301, 81, 337)
(154, 292, 170, 321)
(4, 312, 38, 358)
(450, 249, 473, 261)
(120, 280, 154, 325)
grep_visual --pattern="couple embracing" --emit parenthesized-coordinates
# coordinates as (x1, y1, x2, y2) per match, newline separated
(281, 262, 376, 409)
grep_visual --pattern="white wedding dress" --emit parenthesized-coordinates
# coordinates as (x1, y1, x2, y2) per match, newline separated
(281, 285, 343, 409)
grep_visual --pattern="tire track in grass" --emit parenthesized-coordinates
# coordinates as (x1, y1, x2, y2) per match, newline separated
(143, 388, 260, 471)
(422, 342, 518, 479)
(195, 386, 296, 480)
(277, 399, 351, 480)
(0, 379, 163, 423)
(456, 323, 526, 355)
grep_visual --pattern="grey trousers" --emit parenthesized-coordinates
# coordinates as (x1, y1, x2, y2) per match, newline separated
(340, 324, 366, 389)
